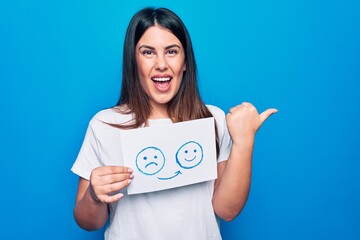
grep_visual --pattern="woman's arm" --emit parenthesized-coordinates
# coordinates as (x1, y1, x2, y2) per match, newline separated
(74, 166, 133, 230)
(74, 177, 109, 230)
(212, 102, 277, 221)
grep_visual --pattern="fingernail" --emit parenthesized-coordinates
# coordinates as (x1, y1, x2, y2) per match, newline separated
(128, 179, 132, 184)
(128, 168, 133, 173)
(130, 174, 134, 179)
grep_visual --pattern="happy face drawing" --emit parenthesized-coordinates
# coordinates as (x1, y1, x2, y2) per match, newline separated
(176, 141, 204, 169)
(136, 146, 165, 175)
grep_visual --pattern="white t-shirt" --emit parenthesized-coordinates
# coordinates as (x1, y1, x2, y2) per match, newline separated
(71, 105, 232, 240)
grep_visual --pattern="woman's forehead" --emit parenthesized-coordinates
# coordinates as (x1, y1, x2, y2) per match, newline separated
(137, 25, 182, 48)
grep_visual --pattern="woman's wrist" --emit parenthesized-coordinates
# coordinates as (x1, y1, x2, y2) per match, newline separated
(231, 135, 255, 149)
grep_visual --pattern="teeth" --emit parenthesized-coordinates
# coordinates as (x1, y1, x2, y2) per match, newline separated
(152, 77, 171, 82)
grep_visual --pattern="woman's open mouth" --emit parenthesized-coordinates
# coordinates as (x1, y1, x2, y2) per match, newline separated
(152, 77, 172, 92)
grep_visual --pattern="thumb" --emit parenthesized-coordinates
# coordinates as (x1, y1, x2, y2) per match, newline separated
(259, 108, 278, 123)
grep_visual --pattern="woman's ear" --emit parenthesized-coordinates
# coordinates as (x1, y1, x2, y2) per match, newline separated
(183, 63, 186, 71)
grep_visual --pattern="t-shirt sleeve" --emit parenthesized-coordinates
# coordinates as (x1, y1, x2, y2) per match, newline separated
(207, 105, 232, 163)
(216, 110, 232, 163)
(71, 121, 101, 180)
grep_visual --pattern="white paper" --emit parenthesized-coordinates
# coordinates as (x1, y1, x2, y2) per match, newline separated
(120, 117, 217, 195)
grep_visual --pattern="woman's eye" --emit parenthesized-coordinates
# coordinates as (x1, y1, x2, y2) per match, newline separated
(167, 49, 178, 55)
(142, 50, 154, 55)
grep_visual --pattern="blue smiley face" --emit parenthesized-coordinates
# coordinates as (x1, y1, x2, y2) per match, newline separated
(136, 146, 165, 175)
(176, 141, 204, 169)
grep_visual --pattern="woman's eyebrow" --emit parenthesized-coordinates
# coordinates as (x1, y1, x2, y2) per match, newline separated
(138, 45, 155, 50)
(138, 44, 181, 50)
(165, 44, 181, 50)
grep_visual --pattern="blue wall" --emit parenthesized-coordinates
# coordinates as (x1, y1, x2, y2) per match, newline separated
(1, 0, 359, 239)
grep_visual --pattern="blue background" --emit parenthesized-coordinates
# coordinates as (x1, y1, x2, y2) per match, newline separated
(1, 0, 359, 239)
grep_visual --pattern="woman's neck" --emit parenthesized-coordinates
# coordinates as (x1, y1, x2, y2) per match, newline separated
(149, 104, 169, 119)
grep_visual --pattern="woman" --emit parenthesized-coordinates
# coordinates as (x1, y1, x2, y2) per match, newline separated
(72, 7, 277, 239)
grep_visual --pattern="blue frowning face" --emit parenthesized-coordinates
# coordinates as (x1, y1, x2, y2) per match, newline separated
(136, 146, 165, 175)
(176, 141, 203, 169)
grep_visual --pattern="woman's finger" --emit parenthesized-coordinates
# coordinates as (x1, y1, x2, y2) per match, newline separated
(93, 166, 133, 177)
(241, 102, 253, 107)
(97, 173, 133, 185)
(98, 192, 124, 203)
(259, 108, 278, 123)
(96, 178, 133, 195)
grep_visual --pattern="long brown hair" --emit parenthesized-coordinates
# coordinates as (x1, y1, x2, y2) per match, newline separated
(114, 7, 219, 153)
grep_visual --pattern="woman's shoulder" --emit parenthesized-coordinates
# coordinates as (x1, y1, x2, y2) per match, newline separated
(206, 104, 229, 139)
(89, 106, 133, 128)
(206, 104, 226, 118)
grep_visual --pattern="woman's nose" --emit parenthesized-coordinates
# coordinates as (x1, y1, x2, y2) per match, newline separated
(155, 55, 167, 71)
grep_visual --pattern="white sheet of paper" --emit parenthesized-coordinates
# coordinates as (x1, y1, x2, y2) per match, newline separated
(120, 117, 217, 195)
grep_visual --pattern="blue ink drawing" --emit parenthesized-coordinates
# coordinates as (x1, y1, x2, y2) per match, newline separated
(136, 141, 203, 181)
(136, 146, 165, 175)
(157, 170, 182, 180)
(176, 141, 204, 169)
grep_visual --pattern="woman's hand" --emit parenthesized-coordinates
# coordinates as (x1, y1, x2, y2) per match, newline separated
(89, 166, 133, 204)
(226, 102, 278, 144)
(213, 103, 277, 221)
